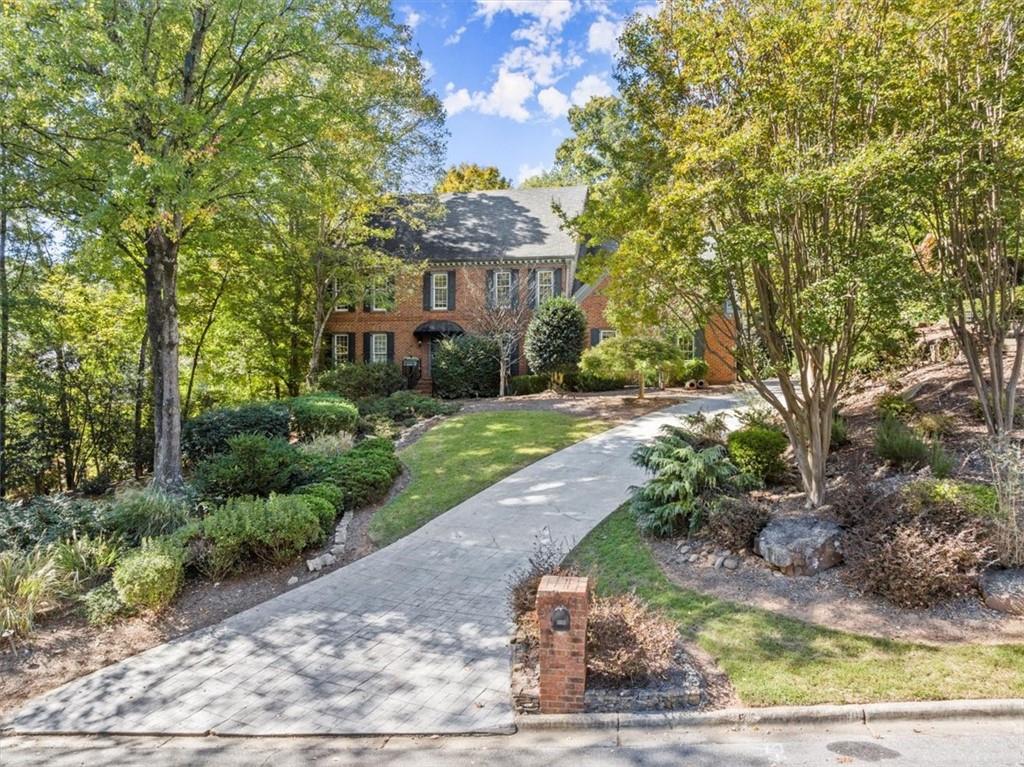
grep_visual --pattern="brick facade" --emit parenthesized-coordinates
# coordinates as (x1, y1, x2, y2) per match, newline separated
(535, 574, 590, 714)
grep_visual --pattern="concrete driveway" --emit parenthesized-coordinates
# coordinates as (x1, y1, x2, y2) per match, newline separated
(4, 391, 745, 736)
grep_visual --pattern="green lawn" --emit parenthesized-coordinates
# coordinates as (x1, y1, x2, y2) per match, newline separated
(570, 508, 1024, 707)
(368, 411, 610, 547)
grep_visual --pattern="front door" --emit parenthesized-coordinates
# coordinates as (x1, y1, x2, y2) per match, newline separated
(426, 337, 441, 379)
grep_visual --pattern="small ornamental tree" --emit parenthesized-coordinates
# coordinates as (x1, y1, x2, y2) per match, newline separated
(580, 335, 684, 399)
(524, 297, 586, 382)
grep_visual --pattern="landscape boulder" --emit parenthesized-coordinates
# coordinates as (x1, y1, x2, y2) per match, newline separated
(980, 569, 1024, 615)
(755, 516, 844, 576)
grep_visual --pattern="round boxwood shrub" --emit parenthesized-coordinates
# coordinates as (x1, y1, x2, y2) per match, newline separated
(289, 394, 359, 440)
(726, 426, 789, 483)
(317, 363, 405, 401)
(112, 542, 184, 611)
(431, 335, 500, 399)
(193, 434, 308, 503)
(293, 493, 336, 534)
(182, 402, 290, 462)
(292, 482, 345, 513)
(524, 296, 586, 376)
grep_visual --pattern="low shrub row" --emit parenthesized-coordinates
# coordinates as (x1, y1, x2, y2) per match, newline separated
(357, 390, 460, 426)
(318, 362, 406, 401)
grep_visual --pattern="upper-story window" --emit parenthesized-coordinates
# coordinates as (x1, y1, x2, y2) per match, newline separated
(536, 269, 555, 304)
(369, 277, 394, 312)
(431, 272, 449, 310)
(332, 334, 349, 364)
(494, 270, 512, 308)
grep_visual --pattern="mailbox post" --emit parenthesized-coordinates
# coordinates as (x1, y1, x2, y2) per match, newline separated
(535, 574, 590, 714)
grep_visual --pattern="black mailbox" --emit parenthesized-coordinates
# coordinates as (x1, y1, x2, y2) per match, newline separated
(550, 605, 571, 632)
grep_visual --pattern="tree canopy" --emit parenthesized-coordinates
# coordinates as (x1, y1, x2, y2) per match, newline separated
(434, 163, 511, 193)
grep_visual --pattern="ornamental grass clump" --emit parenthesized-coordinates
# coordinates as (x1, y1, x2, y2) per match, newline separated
(0, 548, 63, 638)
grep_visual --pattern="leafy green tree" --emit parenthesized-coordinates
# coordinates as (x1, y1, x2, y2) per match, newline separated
(435, 163, 510, 193)
(524, 297, 586, 380)
(580, 334, 683, 399)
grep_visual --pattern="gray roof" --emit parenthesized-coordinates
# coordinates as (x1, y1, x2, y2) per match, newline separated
(389, 186, 588, 263)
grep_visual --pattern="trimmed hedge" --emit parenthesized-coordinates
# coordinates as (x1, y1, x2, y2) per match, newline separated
(182, 402, 290, 462)
(307, 437, 402, 511)
(509, 373, 550, 396)
(293, 482, 345, 513)
(726, 426, 789, 483)
(357, 391, 459, 425)
(112, 541, 184, 612)
(193, 434, 309, 503)
(318, 362, 405, 401)
(566, 371, 632, 392)
(289, 393, 359, 440)
(431, 335, 500, 399)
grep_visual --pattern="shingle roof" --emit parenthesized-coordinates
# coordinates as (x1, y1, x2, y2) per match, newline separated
(388, 186, 588, 263)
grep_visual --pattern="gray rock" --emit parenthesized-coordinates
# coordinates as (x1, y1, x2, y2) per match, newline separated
(713, 555, 725, 569)
(687, 553, 700, 563)
(306, 553, 336, 573)
(980, 568, 1024, 615)
(287, 576, 299, 586)
(723, 557, 739, 571)
(755, 516, 844, 576)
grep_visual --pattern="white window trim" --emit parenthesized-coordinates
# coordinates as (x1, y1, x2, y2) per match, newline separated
(678, 332, 696, 359)
(370, 278, 393, 312)
(431, 272, 449, 310)
(494, 270, 512, 308)
(370, 333, 388, 364)
(536, 269, 555, 304)
(332, 334, 349, 364)
(598, 329, 617, 343)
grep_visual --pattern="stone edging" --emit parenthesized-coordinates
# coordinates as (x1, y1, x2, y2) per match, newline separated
(515, 698, 1024, 731)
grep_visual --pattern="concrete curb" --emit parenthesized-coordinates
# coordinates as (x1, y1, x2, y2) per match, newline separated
(515, 699, 1024, 731)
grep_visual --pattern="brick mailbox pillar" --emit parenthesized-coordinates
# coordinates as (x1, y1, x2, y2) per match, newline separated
(535, 574, 590, 714)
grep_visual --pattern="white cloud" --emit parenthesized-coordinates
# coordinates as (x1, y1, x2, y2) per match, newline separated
(474, 0, 575, 32)
(571, 73, 613, 105)
(445, 25, 467, 46)
(401, 6, 422, 30)
(538, 86, 571, 118)
(517, 162, 549, 185)
(587, 17, 621, 55)
(422, 58, 435, 80)
(443, 69, 536, 122)
(501, 46, 565, 87)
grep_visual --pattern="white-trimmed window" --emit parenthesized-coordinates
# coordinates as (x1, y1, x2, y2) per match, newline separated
(598, 329, 617, 343)
(330, 278, 353, 311)
(536, 269, 555, 304)
(678, 332, 695, 359)
(494, 270, 512, 307)
(370, 333, 388, 364)
(370, 278, 394, 312)
(332, 334, 349, 364)
(431, 272, 449, 310)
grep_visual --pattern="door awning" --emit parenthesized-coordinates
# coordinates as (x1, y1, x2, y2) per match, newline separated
(413, 320, 465, 336)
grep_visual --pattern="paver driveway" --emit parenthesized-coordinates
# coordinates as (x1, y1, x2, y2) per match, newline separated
(5, 392, 745, 736)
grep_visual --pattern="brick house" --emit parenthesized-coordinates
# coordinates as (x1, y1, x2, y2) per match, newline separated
(324, 186, 735, 390)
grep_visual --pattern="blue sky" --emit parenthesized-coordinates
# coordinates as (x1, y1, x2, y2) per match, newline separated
(396, 1, 656, 186)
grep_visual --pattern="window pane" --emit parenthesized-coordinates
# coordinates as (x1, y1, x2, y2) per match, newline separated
(537, 270, 554, 303)
(495, 271, 511, 306)
(333, 334, 348, 363)
(432, 273, 448, 309)
(371, 277, 394, 311)
(372, 334, 388, 363)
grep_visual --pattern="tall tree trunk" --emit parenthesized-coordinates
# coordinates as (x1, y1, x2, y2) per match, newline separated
(133, 327, 148, 479)
(0, 207, 8, 497)
(144, 228, 184, 491)
(54, 343, 76, 491)
(287, 273, 303, 396)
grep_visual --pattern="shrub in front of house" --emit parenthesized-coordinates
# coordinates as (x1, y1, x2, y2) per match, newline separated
(112, 540, 184, 612)
(524, 296, 586, 377)
(292, 482, 346, 514)
(509, 373, 550, 396)
(101, 487, 194, 545)
(288, 393, 359, 440)
(194, 434, 309, 504)
(318, 362, 405, 401)
(182, 402, 291, 462)
(586, 595, 678, 685)
(565, 370, 632, 392)
(726, 426, 789, 483)
(431, 335, 500, 398)
(303, 437, 402, 512)
(663, 358, 709, 386)
(358, 390, 460, 425)
(296, 494, 336, 534)
(199, 494, 324, 578)
(81, 582, 131, 626)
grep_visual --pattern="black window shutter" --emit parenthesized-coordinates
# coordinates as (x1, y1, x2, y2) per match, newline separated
(322, 335, 334, 370)
(694, 329, 706, 359)
(590, 329, 601, 346)
(346, 333, 356, 363)
(510, 270, 519, 308)
(447, 270, 456, 310)
(485, 270, 495, 308)
(363, 332, 372, 362)
(386, 332, 395, 363)
(554, 268, 563, 296)
(423, 272, 431, 310)
(527, 269, 537, 308)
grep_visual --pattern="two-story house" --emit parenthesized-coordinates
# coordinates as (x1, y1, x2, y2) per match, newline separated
(323, 186, 736, 391)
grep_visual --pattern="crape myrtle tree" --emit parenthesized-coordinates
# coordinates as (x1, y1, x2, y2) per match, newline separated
(569, 0, 918, 507)
(24, 0, 432, 490)
(906, 0, 1023, 437)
